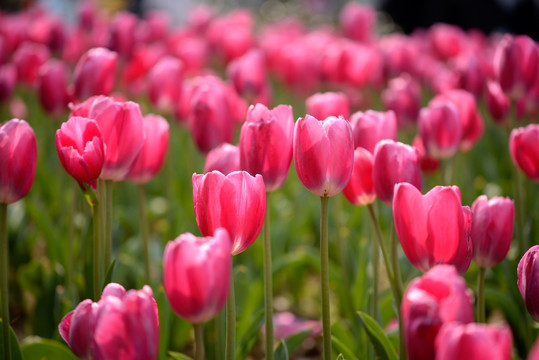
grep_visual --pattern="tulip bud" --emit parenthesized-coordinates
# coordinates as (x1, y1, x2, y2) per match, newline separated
(163, 228, 231, 323)
(0, 119, 37, 204)
(147, 56, 184, 114)
(293, 115, 354, 197)
(74, 47, 118, 101)
(509, 124, 539, 182)
(350, 110, 397, 153)
(305, 92, 350, 120)
(204, 143, 240, 175)
(518, 245, 539, 321)
(342, 147, 376, 206)
(37, 60, 71, 117)
(418, 99, 462, 159)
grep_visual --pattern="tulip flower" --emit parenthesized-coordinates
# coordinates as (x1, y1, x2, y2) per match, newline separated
(59, 283, 159, 360)
(147, 56, 184, 114)
(485, 80, 510, 124)
(342, 147, 376, 206)
(402, 265, 474, 360)
(227, 49, 272, 105)
(418, 99, 462, 159)
(372, 140, 422, 204)
(518, 245, 539, 321)
(509, 124, 539, 182)
(204, 143, 240, 175)
(412, 135, 440, 173)
(12, 41, 50, 87)
(265, 312, 322, 340)
(74, 47, 118, 101)
(435, 323, 513, 360)
(0, 64, 16, 103)
(393, 183, 472, 274)
(350, 110, 397, 153)
(107, 11, 138, 60)
(163, 228, 231, 323)
(382, 75, 421, 129)
(293, 115, 354, 197)
(429, 23, 464, 60)
(339, 2, 376, 43)
(37, 59, 71, 117)
(305, 92, 350, 121)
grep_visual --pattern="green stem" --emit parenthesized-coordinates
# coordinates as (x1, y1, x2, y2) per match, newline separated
(390, 225, 403, 306)
(0, 203, 11, 360)
(510, 102, 525, 256)
(67, 184, 76, 303)
(320, 196, 331, 360)
(477, 267, 486, 323)
(263, 193, 274, 360)
(194, 322, 205, 360)
(226, 272, 235, 360)
(371, 227, 379, 322)
(91, 202, 101, 299)
(104, 180, 113, 268)
(97, 179, 106, 286)
(216, 309, 225, 360)
(137, 185, 151, 284)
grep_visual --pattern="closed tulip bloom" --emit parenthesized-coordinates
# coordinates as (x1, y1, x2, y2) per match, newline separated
(55, 116, 104, 188)
(227, 49, 271, 105)
(412, 135, 440, 173)
(435, 323, 513, 360)
(402, 265, 474, 360)
(74, 47, 118, 101)
(339, 2, 376, 43)
(485, 80, 510, 124)
(393, 183, 472, 274)
(293, 115, 354, 197)
(147, 56, 184, 114)
(342, 147, 376, 206)
(382, 75, 421, 129)
(0, 119, 37, 204)
(0, 64, 16, 103)
(305, 92, 350, 120)
(163, 228, 231, 323)
(193, 171, 266, 255)
(128, 115, 169, 184)
(239, 104, 294, 192)
(350, 110, 397, 153)
(12, 41, 50, 87)
(107, 11, 138, 60)
(509, 124, 539, 182)
(37, 60, 71, 117)
(518, 245, 539, 321)
(372, 140, 422, 204)
(204, 143, 240, 175)
(88, 97, 145, 181)
(418, 99, 462, 159)
(471, 195, 514, 268)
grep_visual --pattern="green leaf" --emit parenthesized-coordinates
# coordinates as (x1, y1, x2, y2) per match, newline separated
(168, 351, 193, 360)
(236, 308, 264, 360)
(331, 336, 358, 360)
(274, 339, 289, 360)
(102, 259, 117, 289)
(357, 311, 397, 360)
(331, 322, 358, 354)
(20, 338, 78, 360)
(336, 354, 346, 360)
(283, 329, 311, 355)
(0, 319, 22, 360)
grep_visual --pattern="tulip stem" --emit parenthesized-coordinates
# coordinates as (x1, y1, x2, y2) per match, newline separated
(226, 274, 235, 360)
(104, 180, 113, 268)
(477, 267, 486, 323)
(372, 226, 379, 321)
(510, 102, 525, 256)
(390, 225, 404, 305)
(194, 323, 205, 360)
(91, 202, 101, 299)
(0, 203, 11, 360)
(263, 193, 274, 359)
(320, 196, 332, 360)
(137, 184, 151, 284)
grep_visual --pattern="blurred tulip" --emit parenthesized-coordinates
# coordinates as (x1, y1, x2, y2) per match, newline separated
(193, 171, 266, 255)
(37, 60, 71, 117)
(0, 64, 16, 103)
(529, 335, 539, 360)
(435, 323, 513, 360)
(418, 99, 462, 159)
(412, 135, 440, 173)
(372, 140, 422, 204)
(350, 110, 397, 153)
(452, 52, 485, 97)
(128, 114, 169, 184)
(187, 5, 214, 33)
(227, 49, 271, 105)
(382, 75, 421, 129)
(239, 104, 294, 192)
(163, 228, 231, 323)
(306, 92, 350, 120)
(121, 44, 165, 97)
(74, 47, 118, 101)
(55, 116, 104, 189)
(509, 124, 539, 182)
(518, 245, 539, 321)
(402, 265, 474, 360)
(429, 23, 464, 60)
(471, 195, 514, 268)
(266, 312, 322, 340)
(393, 183, 472, 273)
(0, 119, 37, 204)
(204, 143, 240, 175)
(485, 80, 510, 124)
(293, 115, 354, 197)
(107, 12, 138, 60)
(339, 2, 376, 43)
(147, 56, 183, 114)
(342, 147, 376, 206)
(12, 41, 50, 87)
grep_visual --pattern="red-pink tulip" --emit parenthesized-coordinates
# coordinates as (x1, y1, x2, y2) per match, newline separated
(204, 143, 240, 175)
(485, 80, 510, 124)
(163, 228, 231, 323)
(418, 99, 462, 159)
(372, 140, 422, 204)
(293, 115, 354, 197)
(509, 124, 539, 182)
(74, 47, 118, 101)
(239, 104, 294, 192)
(0, 64, 16, 103)
(128, 114, 169, 184)
(402, 265, 474, 360)
(147, 56, 184, 114)
(435, 323, 512, 360)
(227, 49, 271, 105)
(350, 110, 397, 153)
(37, 59, 71, 117)
(339, 2, 376, 43)
(393, 183, 472, 273)
(306, 92, 350, 121)
(55, 116, 104, 189)
(12, 41, 50, 87)
(107, 11, 138, 60)
(342, 147, 376, 206)
(382, 75, 421, 129)
(193, 171, 266, 255)
(412, 135, 440, 173)
(471, 195, 514, 268)
(518, 245, 539, 321)
(0, 119, 37, 204)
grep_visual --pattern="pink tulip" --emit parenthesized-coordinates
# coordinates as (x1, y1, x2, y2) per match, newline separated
(485, 80, 510, 124)
(518, 245, 539, 321)
(509, 124, 539, 182)
(435, 322, 512, 360)
(204, 143, 240, 175)
(0, 64, 16, 103)
(471, 195, 514, 268)
(239, 104, 294, 192)
(193, 171, 266, 255)
(55, 116, 104, 189)
(37, 59, 71, 117)
(163, 228, 231, 323)
(121, 44, 165, 97)
(412, 135, 440, 173)
(418, 99, 462, 159)
(293, 115, 354, 197)
(74, 47, 118, 101)
(429, 23, 464, 60)
(147, 56, 184, 114)
(342, 147, 376, 206)
(227, 49, 271, 105)
(306, 92, 350, 121)
(393, 183, 472, 273)
(107, 11, 138, 60)
(265, 312, 322, 340)
(402, 265, 474, 360)
(339, 2, 376, 43)
(350, 110, 397, 153)
(88, 97, 145, 181)
(372, 140, 422, 204)
(529, 335, 539, 360)
(0, 119, 37, 204)
(382, 75, 421, 129)
(12, 41, 50, 87)
(128, 114, 169, 184)
(59, 283, 159, 360)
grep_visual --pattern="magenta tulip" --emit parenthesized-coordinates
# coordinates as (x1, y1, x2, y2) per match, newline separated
(418, 99, 462, 159)
(0, 119, 37, 204)
(239, 104, 294, 192)
(128, 114, 169, 184)
(293, 114, 354, 197)
(402, 265, 474, 360)
(412, 135, 440, 173)
(147, 56, 184, 114)
(227, 49, 271, 105)
(107, 11, 138, 60)
(509, 124, 539, 182)
(305, 92, 350, 120)
(37, 59, 71, 117)
(485, 80, 510, 124)
(74, 47, 118, 101)
(204, 143, 240, 175)
(393, 183, 472, 274)
(193, 171, 266, 255)
(518, 245, 539, 321)
(350, 110, 397, 153)
(163, 228, 231, 323)
(342, 147, 376, 206)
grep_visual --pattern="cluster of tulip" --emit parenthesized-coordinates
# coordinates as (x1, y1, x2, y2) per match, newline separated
(1, 1, 539, 360)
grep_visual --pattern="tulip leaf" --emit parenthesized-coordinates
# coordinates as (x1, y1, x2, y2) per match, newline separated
(168, 351, 193, 360)
(20, 338, 78, 360)
(0, 320, 22, 360)
(102, 259, 117, 289)
(274, 339, 289, 360)
(283, 329, 311, 355)
(357, 311, 398, 360)
(236, 308, 264, 360)
(331, 335, 358, 360)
